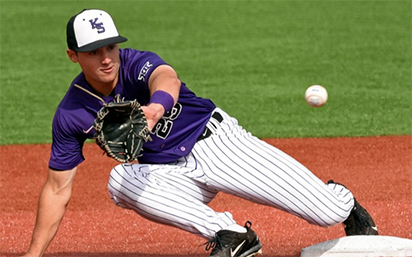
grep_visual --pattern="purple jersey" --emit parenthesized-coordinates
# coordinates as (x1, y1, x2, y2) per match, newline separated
(49, 48, 215, 170)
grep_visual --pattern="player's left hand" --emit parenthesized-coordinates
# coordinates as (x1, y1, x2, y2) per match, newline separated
(93, 98, 152, 163)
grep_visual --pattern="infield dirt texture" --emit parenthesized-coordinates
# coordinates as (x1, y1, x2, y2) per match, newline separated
(1, 136, 411, 256)
(0, 0, 411, 256)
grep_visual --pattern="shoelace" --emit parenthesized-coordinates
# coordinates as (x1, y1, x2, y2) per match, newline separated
(204, 235, 221, 251)
(203, 222, 253, 254)
(204, 230, 237, 253)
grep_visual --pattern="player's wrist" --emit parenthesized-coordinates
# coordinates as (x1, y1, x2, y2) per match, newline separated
(148, 90, 174, 114)
(146, 103, 166, 117)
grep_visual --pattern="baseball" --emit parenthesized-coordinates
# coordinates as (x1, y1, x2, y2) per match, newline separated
(305, 85, 328, 107)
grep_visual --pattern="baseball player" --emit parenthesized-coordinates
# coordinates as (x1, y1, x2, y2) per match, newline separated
(23, 9, 378, 257)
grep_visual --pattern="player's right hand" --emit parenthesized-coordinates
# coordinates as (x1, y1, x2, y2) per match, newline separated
(142, 103, 165, 131)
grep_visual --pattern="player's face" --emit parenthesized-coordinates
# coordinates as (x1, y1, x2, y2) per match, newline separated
(68, 44, 121, 92)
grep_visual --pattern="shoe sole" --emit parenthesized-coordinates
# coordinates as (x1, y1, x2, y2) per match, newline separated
(243, 248, 263, 257)
(240, 246, 263, 257)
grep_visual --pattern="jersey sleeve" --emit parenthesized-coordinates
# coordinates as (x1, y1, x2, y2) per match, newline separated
(135, 51, 168, 84)
(120, 48, 168, 87)
(48, 108, 86, 171)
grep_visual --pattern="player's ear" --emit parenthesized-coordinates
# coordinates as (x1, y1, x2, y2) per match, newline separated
(66, 49, 78, 63)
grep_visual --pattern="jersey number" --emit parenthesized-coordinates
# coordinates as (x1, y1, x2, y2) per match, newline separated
(152, 103, 182, 139)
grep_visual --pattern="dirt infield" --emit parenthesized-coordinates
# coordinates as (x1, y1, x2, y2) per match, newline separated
(1, 136, 411, 257)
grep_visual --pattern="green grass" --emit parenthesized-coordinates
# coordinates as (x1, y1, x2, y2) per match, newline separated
(1, 0, 411, 145)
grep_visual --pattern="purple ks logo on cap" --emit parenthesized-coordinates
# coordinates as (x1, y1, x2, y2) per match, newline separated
(66, 9, 128, 52)
(89, 18, 105, 34)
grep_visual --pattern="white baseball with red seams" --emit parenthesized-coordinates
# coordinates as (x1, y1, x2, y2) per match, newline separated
(305, 85, 328, 107)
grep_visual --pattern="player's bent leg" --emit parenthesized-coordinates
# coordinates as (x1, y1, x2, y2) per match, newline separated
(192, 112, 356, 228)
(107, 163, 238, 239)
(195, 145, 353, 227)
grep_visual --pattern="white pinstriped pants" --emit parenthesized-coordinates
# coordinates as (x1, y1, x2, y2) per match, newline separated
(108, 108, 354, 239)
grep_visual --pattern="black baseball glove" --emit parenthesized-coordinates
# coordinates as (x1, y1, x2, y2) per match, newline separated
(93, 96, 152, 163)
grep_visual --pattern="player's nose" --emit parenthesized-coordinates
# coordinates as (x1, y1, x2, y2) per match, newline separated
(99, 49, 112, 64)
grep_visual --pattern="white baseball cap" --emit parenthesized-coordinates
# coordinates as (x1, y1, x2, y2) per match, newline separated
(66, 9, 127, 52)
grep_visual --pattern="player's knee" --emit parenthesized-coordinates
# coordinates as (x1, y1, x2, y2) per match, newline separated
(107, 164, 126, 207)
(107, 163, 148, 207)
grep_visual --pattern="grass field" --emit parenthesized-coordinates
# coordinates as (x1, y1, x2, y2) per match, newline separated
(0, 0, 411, 145)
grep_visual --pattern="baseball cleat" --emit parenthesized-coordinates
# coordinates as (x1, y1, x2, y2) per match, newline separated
(343, 198, 379, 236)
(205, 221, 263, 257)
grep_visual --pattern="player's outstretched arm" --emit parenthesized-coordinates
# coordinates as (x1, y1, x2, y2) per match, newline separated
(148, 64, 180, 103)
(143, 65, 181, 130)
(23, 167, 77, 257)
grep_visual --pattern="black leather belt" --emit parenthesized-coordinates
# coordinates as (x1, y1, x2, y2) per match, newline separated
(197, 111, 223, 141)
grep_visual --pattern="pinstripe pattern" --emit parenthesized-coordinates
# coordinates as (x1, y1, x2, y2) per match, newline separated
(109, 163, 235, 238)
(108, 108, 354, 239)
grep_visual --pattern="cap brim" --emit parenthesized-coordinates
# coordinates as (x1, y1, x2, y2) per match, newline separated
(74, 36, 127, 52)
